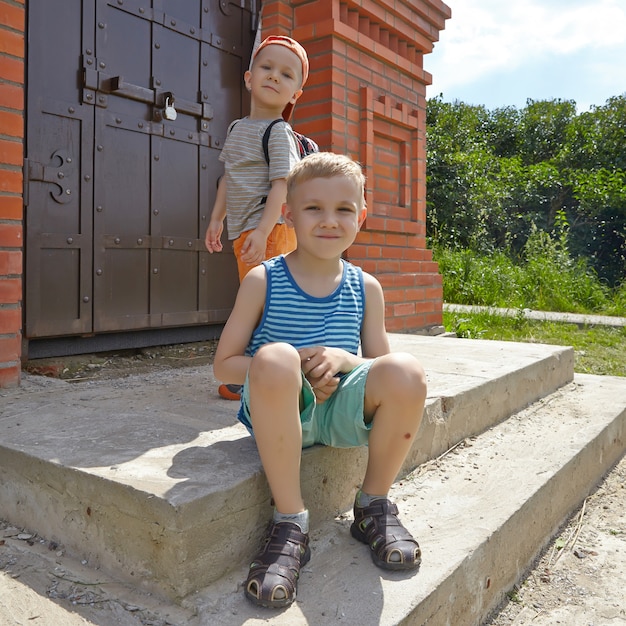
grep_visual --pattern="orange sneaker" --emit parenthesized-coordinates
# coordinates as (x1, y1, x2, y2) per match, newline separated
(218, 383, 242, 401)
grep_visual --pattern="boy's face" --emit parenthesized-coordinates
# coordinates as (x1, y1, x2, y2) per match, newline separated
(283, 176, 367, 259)
(244, 45, 303, 113)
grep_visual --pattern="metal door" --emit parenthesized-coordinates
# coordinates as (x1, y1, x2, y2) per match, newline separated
(25, 0, 258, 340)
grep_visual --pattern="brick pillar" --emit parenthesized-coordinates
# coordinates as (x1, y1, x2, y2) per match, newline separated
(0, 0, 25, 387)
(263, 0, 450, 332)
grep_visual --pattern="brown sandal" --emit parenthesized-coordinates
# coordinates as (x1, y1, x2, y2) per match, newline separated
(244, 521, 311, 608)
(350, 498, 421, 570)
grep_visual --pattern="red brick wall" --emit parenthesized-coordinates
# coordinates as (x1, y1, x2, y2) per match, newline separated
(0, 0, 24, 387)
(263, 0, 449, 331)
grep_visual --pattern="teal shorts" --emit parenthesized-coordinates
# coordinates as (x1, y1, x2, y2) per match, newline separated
(238, 360, 374, 449)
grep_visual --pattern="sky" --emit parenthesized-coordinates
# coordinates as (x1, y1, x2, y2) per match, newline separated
(424, 0, 626, 113)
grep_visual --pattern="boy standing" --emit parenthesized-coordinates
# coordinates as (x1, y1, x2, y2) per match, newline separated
(213, 152, 427, 608)
(205, 35, 309, 401)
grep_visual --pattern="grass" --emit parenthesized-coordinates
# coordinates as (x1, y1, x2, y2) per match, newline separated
(444, 310, 626, 377)
(434, 244, 626, 317)
(432, 237, 625, 378)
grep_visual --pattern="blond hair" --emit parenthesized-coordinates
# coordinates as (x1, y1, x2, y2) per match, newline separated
(286, 152, 366, 207)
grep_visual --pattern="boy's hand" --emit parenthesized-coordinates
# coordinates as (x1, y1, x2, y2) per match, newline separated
(240, 229, 268, 266)
(299, 346, 350, 403)
(205, 220, 224, 253)
(307, 376, 339, 404)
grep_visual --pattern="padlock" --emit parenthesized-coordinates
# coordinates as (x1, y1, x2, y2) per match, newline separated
(164, 96, 177, 121)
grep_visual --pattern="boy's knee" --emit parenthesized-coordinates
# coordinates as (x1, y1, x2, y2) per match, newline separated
(373, 353, 427, 399)
(249, 342, 301, 384)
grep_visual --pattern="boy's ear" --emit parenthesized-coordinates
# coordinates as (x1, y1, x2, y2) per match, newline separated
(290, 88, 303, 104)
(282, 202, 295, 227)
(244, 70, 252, 91)
(357, 206, 367, 229)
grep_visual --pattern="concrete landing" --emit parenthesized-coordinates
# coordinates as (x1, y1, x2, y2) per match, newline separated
(0, 335, 577, 601)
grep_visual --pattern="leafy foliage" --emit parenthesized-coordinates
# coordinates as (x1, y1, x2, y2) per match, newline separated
(427, 95, 626, 287)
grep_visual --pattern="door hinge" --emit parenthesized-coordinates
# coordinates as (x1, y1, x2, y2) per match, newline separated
(24, 151, 75, 206)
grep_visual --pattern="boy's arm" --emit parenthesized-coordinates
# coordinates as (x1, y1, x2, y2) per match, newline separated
(238, 178, 287, 265)
(205, 174, 227, 253)
(257, 177, 287, 235)
(213, 265, 266, 385)
(360, 272, 391, 358)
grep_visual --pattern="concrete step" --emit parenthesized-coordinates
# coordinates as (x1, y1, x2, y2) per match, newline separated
(0, 335, 575, 601)
(192, 374, 626, 626)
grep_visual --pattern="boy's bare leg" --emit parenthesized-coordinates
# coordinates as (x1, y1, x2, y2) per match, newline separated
(248, 342, 306, 515)
(245, 343, 310, 608)
(351, 352, 426, 571)
(362, 352, 427, 494)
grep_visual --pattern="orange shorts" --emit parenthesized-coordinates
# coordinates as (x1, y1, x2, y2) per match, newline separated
(232, 222, 296, 281)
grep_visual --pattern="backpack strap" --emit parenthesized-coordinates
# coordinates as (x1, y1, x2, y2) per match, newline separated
(262, 119, 287, 165)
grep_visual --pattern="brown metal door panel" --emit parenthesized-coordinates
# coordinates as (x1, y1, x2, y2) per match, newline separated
(94, 1, 153, 118)
(162, 0, 203, 26)
(93, 0, 237, 331)
(25, 0, 95, 338)
(201, 42, 250, 149)
(100, 248, 150, 318)
(97, 0, 152, 80)
(25, 112, 93, 337)
(27, 0, 89, 106)
(201, 248, 240, 322)
(153, 23, 202, 109)
(95, 113, 152, 234)
(38, 247, 82, 319)
(27, 113, 84, 235)
(93, 111, 153, 331)
(152, 134, 200, 321)
(154, 136, 199, 236)
(205, 0, 258, 48)
(159, 249, 200, 321)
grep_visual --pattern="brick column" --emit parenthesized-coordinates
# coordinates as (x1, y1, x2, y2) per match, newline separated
(0, 0, 25, 387)
(263, 0, 450, 332)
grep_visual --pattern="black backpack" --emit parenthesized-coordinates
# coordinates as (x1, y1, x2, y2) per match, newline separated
(262, 118, 319, 163)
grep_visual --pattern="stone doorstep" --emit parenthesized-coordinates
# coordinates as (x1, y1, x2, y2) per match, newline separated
(191, 374, 626, 626)
(0, 336, 575, 600)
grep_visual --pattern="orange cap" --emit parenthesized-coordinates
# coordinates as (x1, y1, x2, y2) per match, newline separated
(252, 35, 309, 121)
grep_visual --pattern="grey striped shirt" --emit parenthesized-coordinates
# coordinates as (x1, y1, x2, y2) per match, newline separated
(219, 117, 299, 240)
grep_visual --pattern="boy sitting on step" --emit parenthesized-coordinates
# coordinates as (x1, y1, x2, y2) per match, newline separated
(213, 152, 427, 608)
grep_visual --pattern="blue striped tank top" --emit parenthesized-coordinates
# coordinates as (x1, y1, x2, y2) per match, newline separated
(246, 255, 365, 357)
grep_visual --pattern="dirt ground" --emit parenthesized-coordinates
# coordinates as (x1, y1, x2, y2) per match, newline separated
(21, 341, 220, 383)
(484, 452, 626, 626)
(2, 346, 625, 625)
